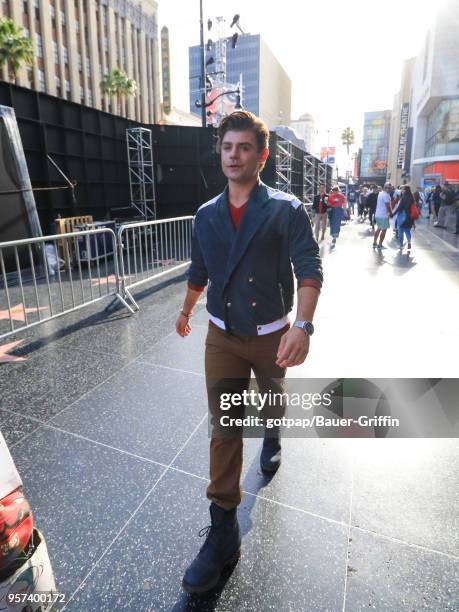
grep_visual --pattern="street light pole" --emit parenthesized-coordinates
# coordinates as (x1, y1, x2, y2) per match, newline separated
(199, 0, 207, 127)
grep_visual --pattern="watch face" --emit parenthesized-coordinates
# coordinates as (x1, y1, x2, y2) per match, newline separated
(303, 321, 314, 335)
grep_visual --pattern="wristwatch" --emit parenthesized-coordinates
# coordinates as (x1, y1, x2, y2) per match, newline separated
(293, 320, 314, 336)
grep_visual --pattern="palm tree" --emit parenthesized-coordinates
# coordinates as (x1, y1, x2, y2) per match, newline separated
(100, 67, 136, 114)
(0, 17, 34, 83)
(341, 127, 355, 156)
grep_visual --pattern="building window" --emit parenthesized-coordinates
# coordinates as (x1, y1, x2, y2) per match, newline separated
(87, 89, 93, 106)
(103, 37, 108, 52)
(75, 20, 80, 33)
(77, 53, 82, 71)
(425, 98, 459, 157)
(79, 85, 84, 100)
(65, 79, 70, 94)
(52, 40, 58, 64)
(35, 32, 43, 58)
(50, 4, 55, 19)
(63, 46, 68, 64)
(86, 57, 91, 74)
(98, 64, 102, 78)
(60, 10, 65, 25)
(33, 0, 39, 8)
(55, 75, 61, 87)
(38, 70, 45, 92)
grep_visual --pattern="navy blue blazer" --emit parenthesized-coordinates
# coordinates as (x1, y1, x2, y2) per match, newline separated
(187, 181, 323, 335)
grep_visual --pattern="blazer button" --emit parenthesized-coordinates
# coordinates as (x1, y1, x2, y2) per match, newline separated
(226, 302, 231, 307)
(248, 277, 254, 283)
(251, 302, 256, 307)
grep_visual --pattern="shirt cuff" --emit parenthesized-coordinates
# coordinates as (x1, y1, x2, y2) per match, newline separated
(297, 278, 322, 292)
(187, 281, 205, 292)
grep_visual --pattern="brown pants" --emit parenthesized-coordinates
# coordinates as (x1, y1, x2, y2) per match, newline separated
(205, 322, 287, 510)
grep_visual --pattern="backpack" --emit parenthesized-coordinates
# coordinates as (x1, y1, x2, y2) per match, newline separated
(410, 201, 420, 220)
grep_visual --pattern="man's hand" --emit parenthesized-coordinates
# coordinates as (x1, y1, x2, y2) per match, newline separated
(276, 327, 310, 368)
(176, 313, 192, 337)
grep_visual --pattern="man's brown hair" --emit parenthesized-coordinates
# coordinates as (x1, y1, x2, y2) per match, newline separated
(217, 111, 269, 153)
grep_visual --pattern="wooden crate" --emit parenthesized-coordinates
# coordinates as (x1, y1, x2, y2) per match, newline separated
(55, 215, 93, 269)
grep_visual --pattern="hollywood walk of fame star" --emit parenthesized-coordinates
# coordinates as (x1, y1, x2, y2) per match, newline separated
(0, 340, 26, 363)
(0, 303, 47, 323)
(91, 274, 118, 286)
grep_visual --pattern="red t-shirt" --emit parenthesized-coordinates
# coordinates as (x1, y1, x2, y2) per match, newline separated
(228, 200, 247, 229)
(328, 193, 345, 207)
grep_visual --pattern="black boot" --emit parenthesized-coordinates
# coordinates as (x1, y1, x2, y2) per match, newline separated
(260, 431, 281, 473)
(182, 503, 241, 593)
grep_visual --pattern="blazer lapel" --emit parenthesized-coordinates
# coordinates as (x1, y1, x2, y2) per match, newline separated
(223, 182, 271, 288)
(209, 186, 236, 249)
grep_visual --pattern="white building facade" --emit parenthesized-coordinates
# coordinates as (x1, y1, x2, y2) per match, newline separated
(393, 1, 459, 188)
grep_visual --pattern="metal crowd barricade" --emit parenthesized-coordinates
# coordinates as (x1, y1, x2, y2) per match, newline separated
(0, 227, 131, 342)
(117, 216, 194, 311)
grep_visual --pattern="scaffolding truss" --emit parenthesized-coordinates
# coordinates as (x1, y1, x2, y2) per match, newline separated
(318, 162, 329, 192)
(126, 128, 156, 220)
(275, 139, 292, 193)
(303, 154, 315, 204)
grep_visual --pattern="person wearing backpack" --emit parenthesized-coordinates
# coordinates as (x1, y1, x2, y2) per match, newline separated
(395, 185, 417, 251)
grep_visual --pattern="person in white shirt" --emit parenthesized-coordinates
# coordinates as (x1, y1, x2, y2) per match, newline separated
(372, 183, 392, 250)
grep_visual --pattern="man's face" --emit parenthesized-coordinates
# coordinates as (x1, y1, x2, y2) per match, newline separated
(220, 130, 268, 183)
(319, 185, 325, 194)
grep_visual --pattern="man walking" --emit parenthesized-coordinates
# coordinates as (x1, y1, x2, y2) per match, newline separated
(347, 187, 356, 217)
(327, 186, 346, 247)
(176, 111, 323, 594)
(358, 186, 368, 221)
(366, 185, 378, 230)
(373, 183, 392, 249)
(312, 183, 328, 241)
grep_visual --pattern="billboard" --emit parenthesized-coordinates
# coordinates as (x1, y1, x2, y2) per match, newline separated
(397, 103, 410, 169)
(360, 111, 391, 178)
(320, 146, 335, 165)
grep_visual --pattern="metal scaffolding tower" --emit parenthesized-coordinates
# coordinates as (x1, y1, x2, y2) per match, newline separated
(318, 162, 328, 191)
(303, 154, 315, 204)
(126, 128, 156, 220)
(276, 139, 292, 193)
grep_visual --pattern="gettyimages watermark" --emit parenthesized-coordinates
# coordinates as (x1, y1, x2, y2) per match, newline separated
(207, 378, 459, 438)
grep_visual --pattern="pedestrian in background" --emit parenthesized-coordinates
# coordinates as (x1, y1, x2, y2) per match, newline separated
(373, 183, 392, 250)
(312, 183, 328, 241)
(431, 185, 442, 222)
(413, 187, 423, 214)
(347, 188, 356, 216)
(425, 187, 432, 219)
(366, 185, 378, 230)
(358, 187, 368, 221)
(390, 186, 402, 238)
(327, 186, 346, 247)
(395, 185, 415, 251)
